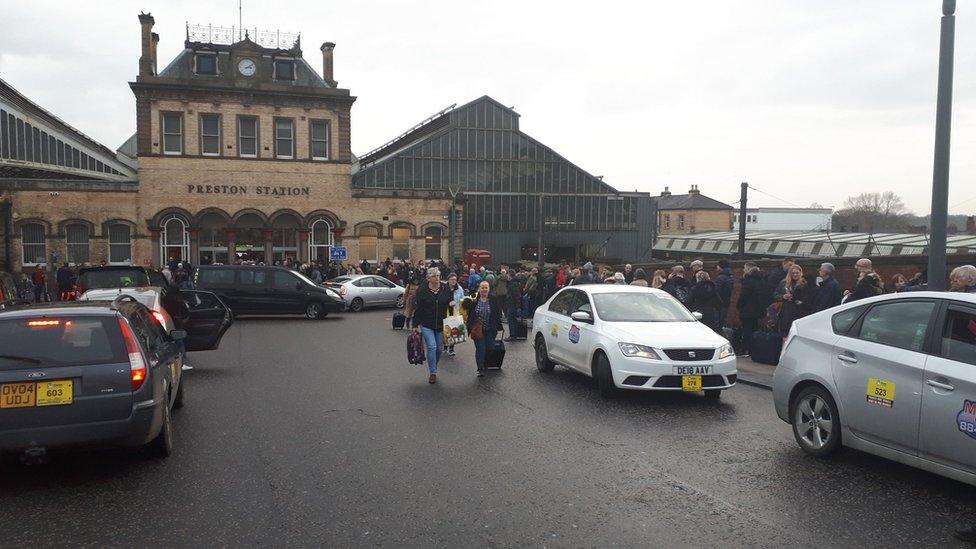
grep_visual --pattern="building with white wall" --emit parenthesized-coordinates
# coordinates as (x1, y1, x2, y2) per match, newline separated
(732, 207, 832, 232)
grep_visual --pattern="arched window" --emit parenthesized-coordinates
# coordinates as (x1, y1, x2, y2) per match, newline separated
(357, 225, 378, 262)
(65, 224, 90, 265)
(108, 224, 132, 265)
(308, 218, 333, 262)
(391, 227, 411, 261)
(160, 215, 189, 263)
(21, 222, 46, 266)
(425, 226, 443, 260)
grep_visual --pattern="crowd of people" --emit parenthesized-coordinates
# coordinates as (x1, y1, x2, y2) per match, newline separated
(393, 255, 976, 379)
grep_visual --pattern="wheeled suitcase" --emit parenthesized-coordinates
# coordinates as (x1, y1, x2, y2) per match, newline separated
(485, 339, 506, 369)
(392, 312, 406, 329)
(750, 331, 782, 366)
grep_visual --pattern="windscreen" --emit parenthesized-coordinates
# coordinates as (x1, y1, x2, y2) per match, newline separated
(592, 292, 695, 322)
(0, 317, 127, 370)
(78, 269, 150, 290)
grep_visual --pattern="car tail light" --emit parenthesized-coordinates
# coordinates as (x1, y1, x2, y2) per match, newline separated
(339, 286, 347, 296)
(117, 317, 147, 391)
(151, 311, 165, 324)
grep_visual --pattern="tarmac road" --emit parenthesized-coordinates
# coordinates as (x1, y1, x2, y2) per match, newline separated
(1, 309, 974, 547)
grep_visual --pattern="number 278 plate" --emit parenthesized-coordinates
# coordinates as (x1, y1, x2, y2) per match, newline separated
(681, 376, 702, 392)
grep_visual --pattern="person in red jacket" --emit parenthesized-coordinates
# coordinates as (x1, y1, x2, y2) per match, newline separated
(555, 265, 568, 288)
(31, 265, 46, 302)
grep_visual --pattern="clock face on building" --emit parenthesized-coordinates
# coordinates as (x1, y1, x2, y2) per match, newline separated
(237, 58, 256, 76)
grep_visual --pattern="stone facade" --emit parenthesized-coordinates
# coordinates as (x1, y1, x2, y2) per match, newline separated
(0, 13, 455, 275)
(658, 208, 733, 235)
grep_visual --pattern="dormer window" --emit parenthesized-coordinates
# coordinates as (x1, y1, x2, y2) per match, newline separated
(274, 59, 296, 81)
(195, 53, 218, 75)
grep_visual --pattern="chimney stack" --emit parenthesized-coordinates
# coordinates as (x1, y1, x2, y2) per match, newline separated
(688, 184, 700, 195)
(150, 32, 159, 75)
(320, 42, 337, 87)
(138, 13, 155, 77)
(660, 186, 671, 197)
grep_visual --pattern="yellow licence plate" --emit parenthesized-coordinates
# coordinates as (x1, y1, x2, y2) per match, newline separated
(0, 380, 72, 409)
(681, 375, 702, 392)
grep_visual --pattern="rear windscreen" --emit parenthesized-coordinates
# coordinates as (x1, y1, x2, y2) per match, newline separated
(0, 317, 127, 370)
(78, 269, 150, 290)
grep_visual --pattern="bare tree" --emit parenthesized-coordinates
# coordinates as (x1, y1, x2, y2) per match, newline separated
(834, 192, 911, 232)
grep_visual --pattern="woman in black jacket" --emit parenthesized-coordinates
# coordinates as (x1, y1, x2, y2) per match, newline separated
(689, 271, 722, 333)
(411, 268, 453, 384)
(775, 265, 813, 333)
(463, 280, 505, 376)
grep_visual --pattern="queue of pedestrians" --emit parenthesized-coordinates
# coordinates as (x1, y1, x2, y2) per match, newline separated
(391, 254, 976, 382)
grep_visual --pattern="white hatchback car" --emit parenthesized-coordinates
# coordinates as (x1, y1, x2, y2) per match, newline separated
(325, 275, 406, 312)
(773, 291, 976, 487)
(533, 285, 737, 399)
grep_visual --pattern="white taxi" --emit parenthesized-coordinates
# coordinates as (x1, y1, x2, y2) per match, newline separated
(533, 285, 737, 399)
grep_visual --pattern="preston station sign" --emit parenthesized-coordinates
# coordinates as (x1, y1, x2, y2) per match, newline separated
(186, 184, 311, 197)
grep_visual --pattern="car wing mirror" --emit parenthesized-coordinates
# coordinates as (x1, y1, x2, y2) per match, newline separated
(169, 329, 187, 341)
(570, 311, 592, 323)
(691, 311, 703, 321)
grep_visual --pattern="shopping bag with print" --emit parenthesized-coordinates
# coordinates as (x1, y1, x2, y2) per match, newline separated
(443, 312, 467, 345)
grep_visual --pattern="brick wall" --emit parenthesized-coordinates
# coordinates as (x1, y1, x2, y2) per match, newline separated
(658, 209, 732, 235)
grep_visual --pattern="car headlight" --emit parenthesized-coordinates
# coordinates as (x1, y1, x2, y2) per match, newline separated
(324, 288, 339, 298)
(718, 343, 734, 359)
(618, 342, 661, 360)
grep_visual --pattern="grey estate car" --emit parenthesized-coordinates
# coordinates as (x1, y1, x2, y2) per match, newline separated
(0, 293, 230, 461)
(773, 291, 976, 486)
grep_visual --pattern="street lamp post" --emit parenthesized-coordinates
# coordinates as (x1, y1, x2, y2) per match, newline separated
(928, 0, 956, 291)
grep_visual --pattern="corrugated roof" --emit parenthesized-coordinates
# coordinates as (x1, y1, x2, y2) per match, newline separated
(653, 230, 976, 257)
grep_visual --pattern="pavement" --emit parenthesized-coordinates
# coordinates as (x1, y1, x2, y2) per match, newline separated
(736, 357, 776, 390)
(1, 310, 974, 547)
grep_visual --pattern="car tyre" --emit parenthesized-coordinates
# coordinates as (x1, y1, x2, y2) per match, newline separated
(535, 336, 555, 373)
(395, 294, 405, 309)
(791, 385, 841, 457)
(704, 389, 721, 400)
(595, 353, 617, 399)
(305, 302, 324, 319)
(148, 401, 173, 458)
(350, 297, 364, 312)
(173, 377, 185, 409)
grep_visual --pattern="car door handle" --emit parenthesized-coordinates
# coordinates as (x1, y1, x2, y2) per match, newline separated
(836, 354, 858, 364)
(926, 379, 955, 392)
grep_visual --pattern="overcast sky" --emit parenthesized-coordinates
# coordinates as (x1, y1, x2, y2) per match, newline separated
(2, 0, 975, 214)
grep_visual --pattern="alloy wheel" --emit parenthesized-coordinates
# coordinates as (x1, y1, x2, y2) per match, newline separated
(794, 394, 832, 450)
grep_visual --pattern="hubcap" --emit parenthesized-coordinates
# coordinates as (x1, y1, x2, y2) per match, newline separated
(307, 304, 319, 318)
(536, 343, 545, 365)
(794, 395, 832, 450)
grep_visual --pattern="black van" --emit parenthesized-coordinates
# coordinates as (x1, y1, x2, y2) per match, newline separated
(193, 265, 344, 319)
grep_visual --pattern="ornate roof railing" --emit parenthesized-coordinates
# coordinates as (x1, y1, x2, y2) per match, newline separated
(186, 23, 300, 50)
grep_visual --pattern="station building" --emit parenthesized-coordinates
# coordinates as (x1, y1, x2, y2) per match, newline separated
(0, 12, 654, 274)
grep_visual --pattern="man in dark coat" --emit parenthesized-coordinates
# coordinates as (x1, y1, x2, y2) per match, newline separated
(812, 262, 843, 312)
(662, 266, 693, 305)
(766, 257, 794, 295)
(714, 260, 734, 329)
(737, 263, 772, 355)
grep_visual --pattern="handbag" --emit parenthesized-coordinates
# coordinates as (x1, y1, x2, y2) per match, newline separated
(407, 332, 426, 365)
(470, 320, 484, 341)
